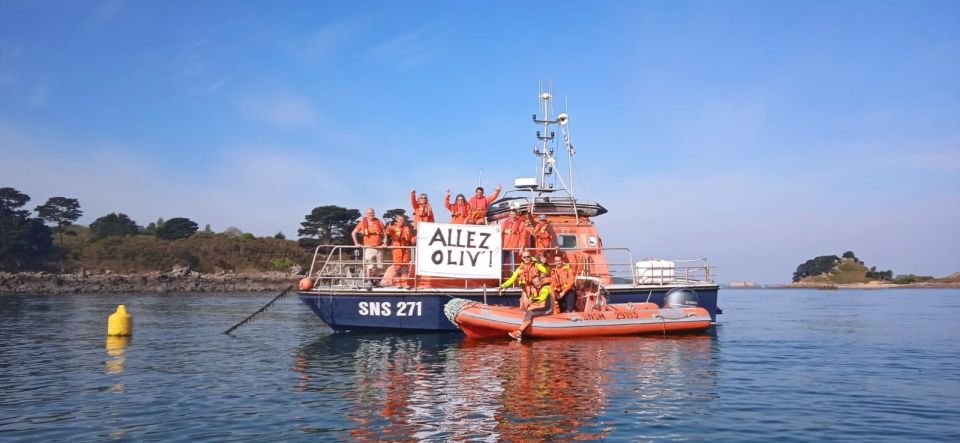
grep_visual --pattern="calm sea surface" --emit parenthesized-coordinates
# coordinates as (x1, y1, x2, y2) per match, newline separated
(1, 288, 958, 442)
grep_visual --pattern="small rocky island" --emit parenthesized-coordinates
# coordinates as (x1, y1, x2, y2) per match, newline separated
(790, 251, 959, 288)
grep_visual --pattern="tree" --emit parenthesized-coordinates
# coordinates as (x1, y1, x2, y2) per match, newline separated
(90, 213, 140, 239)
(143, 222, 157, 236)
(0, 188, 55, 270)
(0, 187, 31, 219)
(35, 197, 83, 245)
(0, 217, 55, 270)
(382, 208, 407, 225)
(297, 205, 360, 247)
(792, 255, 840, 282)
(156, 217, 199, 240)
(203, 224, 213, 234)
(222, 226, 242, 237)
(274, 231, 286, 240)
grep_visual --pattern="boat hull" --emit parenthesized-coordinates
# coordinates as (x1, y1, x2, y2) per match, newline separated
(298, 285, 719, 332)
(450, 301, 712, 339)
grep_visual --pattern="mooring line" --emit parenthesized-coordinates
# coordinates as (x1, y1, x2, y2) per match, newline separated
(224, 284, 294, 335)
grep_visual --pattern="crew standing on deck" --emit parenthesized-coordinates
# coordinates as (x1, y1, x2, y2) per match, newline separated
(352, 208, 385, 284)
(410, 189, 435, 229)
(444, 190, 470, 224)
(527, 214, 555, 260)
(384, 213, 415, 289)
(550, 255, 576, 313)
(466, 184, 502, 224)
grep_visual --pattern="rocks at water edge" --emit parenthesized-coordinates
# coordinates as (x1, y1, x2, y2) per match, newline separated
(0, 267, 296, 294)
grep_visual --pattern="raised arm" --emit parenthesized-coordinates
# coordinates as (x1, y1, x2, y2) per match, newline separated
(485, 184, 503, 204)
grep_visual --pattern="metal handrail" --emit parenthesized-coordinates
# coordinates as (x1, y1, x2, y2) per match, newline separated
(303, 243, 716, 290)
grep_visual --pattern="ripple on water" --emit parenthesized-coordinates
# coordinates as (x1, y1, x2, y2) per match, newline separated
(0, 290, 959, 442)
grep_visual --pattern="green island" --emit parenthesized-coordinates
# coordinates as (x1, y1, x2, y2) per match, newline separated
(790, 251, 960, 288)
(1, 186, 393, 293)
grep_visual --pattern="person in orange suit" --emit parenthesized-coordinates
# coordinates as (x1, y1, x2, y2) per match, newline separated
(444, 190, 470, 224)
(502, 207, 531, 251)
(466, 184, 502, 224)
(409, 189, 434, 229)
(351, 208, 385, 282)
(550, 255, 576, 313)
(384, 213, 415, 289)
(527, 214, 555, 260)
(499, 250, 548, 310)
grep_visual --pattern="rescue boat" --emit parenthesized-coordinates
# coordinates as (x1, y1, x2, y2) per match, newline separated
(297, 83, 721, 332)
(445, 286, 713, 339)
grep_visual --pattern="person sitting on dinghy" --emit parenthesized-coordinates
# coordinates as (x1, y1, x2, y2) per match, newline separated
(499, 250, 547, 310)
(509, 275, 554, 340)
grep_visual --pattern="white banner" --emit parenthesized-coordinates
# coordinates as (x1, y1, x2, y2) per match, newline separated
(415, 222, 502, 278)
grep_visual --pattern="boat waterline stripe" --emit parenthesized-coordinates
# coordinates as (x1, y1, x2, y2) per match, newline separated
(459, 311, 710, 329)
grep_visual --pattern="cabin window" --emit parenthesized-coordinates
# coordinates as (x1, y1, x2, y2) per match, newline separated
(557, 234, 577, 249)
(587, 235, 598, 247)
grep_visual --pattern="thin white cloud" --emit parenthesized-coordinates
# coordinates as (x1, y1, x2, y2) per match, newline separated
(294, 19, 360, 60)
(85, 0, 124, 29)
(370, 25, 441, 71)
(237, 93, 321, 129)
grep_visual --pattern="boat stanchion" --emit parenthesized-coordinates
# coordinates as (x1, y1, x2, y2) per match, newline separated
(107, 304, 133, 337)
(483, 284, 487, 304)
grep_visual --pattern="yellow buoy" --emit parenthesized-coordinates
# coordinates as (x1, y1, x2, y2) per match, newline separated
(107, 304, 133, 336)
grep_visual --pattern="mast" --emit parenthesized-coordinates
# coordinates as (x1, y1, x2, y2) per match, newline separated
(530, 81, 580, 222)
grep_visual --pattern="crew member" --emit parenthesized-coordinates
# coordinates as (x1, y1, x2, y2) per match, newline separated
(444, 190, 470, 224)
(509, 275, 554, 340)
(550, 255, 576, 313)
(351, 208, 385, 283)
(527, 214, 555, 260)
(499, 250, 548, 310)
(466, 184, 502, 224)
(410, 189, 435, 229)
(384, 214, 415, 289)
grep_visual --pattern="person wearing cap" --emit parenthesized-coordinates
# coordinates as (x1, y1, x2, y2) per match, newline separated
(384, 213, 415, 289)
(499, 250, 548, 310)
(508, 275, 554, 340)
(527, 214, 555, 260)
(550, 255, 576, 313)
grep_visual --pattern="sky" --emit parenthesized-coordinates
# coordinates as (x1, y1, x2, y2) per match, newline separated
(1, 0, 958, 283)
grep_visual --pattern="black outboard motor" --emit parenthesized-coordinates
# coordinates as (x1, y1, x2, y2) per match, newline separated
(664, 288, 699, 308)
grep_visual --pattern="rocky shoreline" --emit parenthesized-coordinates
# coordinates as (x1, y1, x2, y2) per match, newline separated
(0, 266, 300, 294)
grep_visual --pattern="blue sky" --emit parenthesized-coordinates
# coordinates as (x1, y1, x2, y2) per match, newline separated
(1, 0, 958, 283)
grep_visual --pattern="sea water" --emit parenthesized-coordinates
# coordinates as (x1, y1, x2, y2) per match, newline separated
(0, 289, 958, 442)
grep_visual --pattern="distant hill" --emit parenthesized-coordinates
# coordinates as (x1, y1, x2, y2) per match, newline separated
(796, 257, 872, 284)
(792, 251, 949, 286)
(58, 226, 312, 274)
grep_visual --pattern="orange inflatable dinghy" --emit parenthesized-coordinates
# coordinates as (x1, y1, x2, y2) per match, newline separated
(444, 298, 712, 339)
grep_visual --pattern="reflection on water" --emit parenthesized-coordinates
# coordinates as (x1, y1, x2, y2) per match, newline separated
(104, 336, 129, 376)
(3, 290, 958, 441)
(293, 333, 717, 441)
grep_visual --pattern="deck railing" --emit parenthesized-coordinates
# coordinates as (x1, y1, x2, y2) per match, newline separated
(305, 244, 716, 290)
